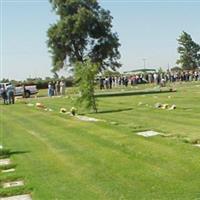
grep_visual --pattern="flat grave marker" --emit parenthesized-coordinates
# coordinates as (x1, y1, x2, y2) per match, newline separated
(136, 130, 161, 137)
(2, 168, 15, 173)
(0, 194, 32, 200)
(0, 159, 11, 166)
(76, 115, 100, 122)
(2, 180, 24, 188)
(193, 144, 200, 148)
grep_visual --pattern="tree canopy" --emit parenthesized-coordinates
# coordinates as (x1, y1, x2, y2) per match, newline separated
(47, 0, 121, 72)
(177, 31, 200, 70)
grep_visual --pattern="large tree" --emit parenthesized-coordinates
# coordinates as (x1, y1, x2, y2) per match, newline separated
(47, 0, 121, 72)
(177, 31, 200, 70)
(74, 60, 99, 112)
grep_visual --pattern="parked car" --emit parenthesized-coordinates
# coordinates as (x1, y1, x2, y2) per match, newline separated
(0, 83, 38, 98)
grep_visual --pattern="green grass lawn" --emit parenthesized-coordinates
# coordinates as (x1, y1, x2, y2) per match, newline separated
(1, 82, 200, 199)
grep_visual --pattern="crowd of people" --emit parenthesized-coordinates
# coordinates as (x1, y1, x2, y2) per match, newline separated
(0, 84, 15, 105)
(48, 80, 66, 97)
(98, 70, 200, 89)
(1, 70, 200, 104)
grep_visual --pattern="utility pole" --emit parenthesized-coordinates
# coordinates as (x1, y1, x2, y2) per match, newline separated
(142, 58, 146, 69)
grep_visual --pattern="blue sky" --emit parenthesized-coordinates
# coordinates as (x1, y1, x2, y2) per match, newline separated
(1, 0, 200, 80)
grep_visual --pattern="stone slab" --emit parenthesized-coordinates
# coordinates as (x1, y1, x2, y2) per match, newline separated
(193, 144, 200, 148)
(0, 159, 11, 166)
(27, 103, 34, 107)
(136, 131, 161, 137)
(0, 194, 32, 200)
(2, 180, 24, 188)
(2, 168, 15, 173)
(76, 115, 99, 122)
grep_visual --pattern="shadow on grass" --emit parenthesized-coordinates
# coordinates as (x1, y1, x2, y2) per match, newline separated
(8, 150, 30, 156)
(98, 108, 133, 114)
(95, 89, 176, 98)
(0, 163, 17, 170)
(0, 149, 30, 158)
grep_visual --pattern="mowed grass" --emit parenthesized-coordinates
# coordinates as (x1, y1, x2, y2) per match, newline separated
(0, 82, 200, 199)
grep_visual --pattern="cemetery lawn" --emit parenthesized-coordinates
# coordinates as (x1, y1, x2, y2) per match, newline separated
(1, 82, 200, 199)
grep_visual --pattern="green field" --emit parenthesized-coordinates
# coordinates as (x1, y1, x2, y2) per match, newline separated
(1, 82, 200, 200)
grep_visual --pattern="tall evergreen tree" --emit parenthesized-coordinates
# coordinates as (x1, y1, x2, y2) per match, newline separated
(177, 31, 200, 70)
(47, 0, 121, 72)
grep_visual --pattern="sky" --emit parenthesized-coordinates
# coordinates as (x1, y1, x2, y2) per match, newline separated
(1, 0, 200, 80)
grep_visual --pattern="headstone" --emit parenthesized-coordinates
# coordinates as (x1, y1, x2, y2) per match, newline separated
(2, 180, 24, 188)
(136, 131, 161, 137)
(0, 194, 32, 200)
(0, 159, 11, 166)
(2, 168, 15, 173)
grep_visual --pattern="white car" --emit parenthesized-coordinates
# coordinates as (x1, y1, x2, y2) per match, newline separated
(0, 83, 38, 98)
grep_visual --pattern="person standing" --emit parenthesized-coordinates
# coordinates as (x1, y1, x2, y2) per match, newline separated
(52, 81, 56, 96)
(124, 76, 128, 87)
(99, 77, 105, 90)
(6, 84, 15, 104)
(60, 80, 66, 95)
(1, 85, 8, 104)
(109, 76, 112, 89)
(55, 81, 60, 96)
(48, 82, 53, 97)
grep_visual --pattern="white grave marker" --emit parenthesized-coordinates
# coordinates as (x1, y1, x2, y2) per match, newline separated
(2, 168, 15, 173)
(76, 115, 100, 122)
(0, 159, 11, 166)
(0, 194, 32, 200)
(193, 144, 200, 148)
(136, 131, 161, 137)
(2, 180, 24, 188)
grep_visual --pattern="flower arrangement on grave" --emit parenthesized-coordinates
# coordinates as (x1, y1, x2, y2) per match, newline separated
(70, 107, 76, 116)
(169, 104, 176, 110)
(60, 108, 67, 113)
(161, 104, 169, 109)
(36, 102, 46, 109)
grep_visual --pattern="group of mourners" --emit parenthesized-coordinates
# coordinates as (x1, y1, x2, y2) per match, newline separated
(98, 70, 200, 89)
(99, 76, 129, 90)
(0, 84, 15, 105)
(48, 80, 66, 97)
